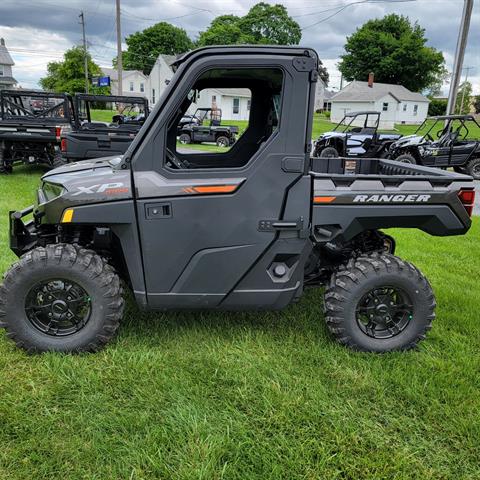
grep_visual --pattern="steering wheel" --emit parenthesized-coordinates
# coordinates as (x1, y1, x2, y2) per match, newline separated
(166, 148, 190, 169)
(436, 129, 445, 139)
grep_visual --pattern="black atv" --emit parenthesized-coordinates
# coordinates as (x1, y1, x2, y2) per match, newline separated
(313, 111, 402, 159)
(0, 90, 75, 173)
(389, 115, 480, 179)
(177, 107, 238, 147)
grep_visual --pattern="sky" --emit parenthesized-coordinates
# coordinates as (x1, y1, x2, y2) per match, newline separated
(0, 0, 479, 94)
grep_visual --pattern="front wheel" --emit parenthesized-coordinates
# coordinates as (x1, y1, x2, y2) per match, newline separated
(0, 244, 124, 353)
(319, 146, 339, 158)
(178, 133, 191, 145)
(466, 157, 480, 180)
(395, 153, 417, 164)
(324, 253, 435, 352)
(51, 151, 67, 170)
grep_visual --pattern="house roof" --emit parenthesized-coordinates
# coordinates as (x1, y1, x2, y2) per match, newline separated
(323, 89, 335, 100)
(211, 88, 251, 98)
(0, 76, 17, 85)
(0, 38, 15, 66)
(331, 80, 429, 103)
(158, 54, 177, 67)
(101, 67, 146, 81)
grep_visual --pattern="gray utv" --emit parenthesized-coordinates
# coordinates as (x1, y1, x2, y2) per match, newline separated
(0, 46, 475, 354)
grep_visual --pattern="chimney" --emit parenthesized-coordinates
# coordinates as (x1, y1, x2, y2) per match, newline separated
(368, 72, 374, 88)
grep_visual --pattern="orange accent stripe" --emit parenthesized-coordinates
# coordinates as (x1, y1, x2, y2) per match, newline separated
(313, 196, 336, 204)
(193, 185, 238, 194)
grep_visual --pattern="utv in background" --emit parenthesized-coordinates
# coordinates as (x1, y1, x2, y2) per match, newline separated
(178, 107, 239, 147)
(0, 90, 74, 173)
(60, 94, 149, 162)
(389, 115, 480, 179)
(313, 111, 402, 159)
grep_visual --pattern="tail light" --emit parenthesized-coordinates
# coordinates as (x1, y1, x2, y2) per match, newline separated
(458, 188, 475, 217)
(61, 138, 67, 152)
(55, 126, 62, 140)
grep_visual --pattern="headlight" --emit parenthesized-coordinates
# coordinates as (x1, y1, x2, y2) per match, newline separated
(41, 182, 65, 202)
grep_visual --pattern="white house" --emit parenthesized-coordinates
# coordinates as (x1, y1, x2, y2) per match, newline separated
(147, 54, 176, 107)
(330, 78, 430, 129)
(101, 67, 148, 98)
(0, 38, 17, 90)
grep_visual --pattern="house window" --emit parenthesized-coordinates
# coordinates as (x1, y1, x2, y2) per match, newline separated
(403, 103, 407, 112)
(212, 95, 216, 102)
(233, 97, 240, 114)
(129, 81, 134, 92)
(0, 65, 3, 76)
(140, 82, 144, 93)
(382, 102, 388, 111)
(152, 88, 155, 104)
(247, 99, 251, 110)
(413, 104, 418, 116)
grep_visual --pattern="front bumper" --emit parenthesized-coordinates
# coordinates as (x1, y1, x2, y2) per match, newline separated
(9, 205, 39, 257)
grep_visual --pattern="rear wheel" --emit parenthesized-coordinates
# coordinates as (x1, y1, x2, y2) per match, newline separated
(0, 244, 124, 353)
(466, 157, 480, 180)
(216, 135, 230, 147)
(179, 133, 191, 145)
(324, 253, 435, 352)
(319, 146, 339, 158)
(395, 153, 417, 164)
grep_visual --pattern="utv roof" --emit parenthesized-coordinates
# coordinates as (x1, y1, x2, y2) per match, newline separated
(75, 94, 148, 104)
(343, 111, 380, 117)
(429, 114, 477, 121)
(171, 45, 318, 70)
(0, 89, 71, 99)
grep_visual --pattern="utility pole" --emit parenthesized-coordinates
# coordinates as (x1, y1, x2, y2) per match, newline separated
(116, 0, 123, 96)
(446, 0, 473, 116)
(79, 11, 89, 93)
(459, 66, 474, 114)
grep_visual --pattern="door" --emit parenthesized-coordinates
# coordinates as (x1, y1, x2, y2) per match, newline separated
(131, 51, 317, 309)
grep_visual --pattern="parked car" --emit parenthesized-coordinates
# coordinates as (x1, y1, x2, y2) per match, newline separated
(177, 107, 238, 147)
(59, 94, 149, 162)
(1, 46, 475, 354)
(313, 111, 402, 158)
(0, 90, 74, 173)
(389, 114, 480, 179)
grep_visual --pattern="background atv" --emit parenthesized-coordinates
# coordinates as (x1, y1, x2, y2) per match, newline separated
(177, 107, 238, 147)
(389, 115, 480, 179)
(0, 90, 74, 173)
(313, 111, 401, 159)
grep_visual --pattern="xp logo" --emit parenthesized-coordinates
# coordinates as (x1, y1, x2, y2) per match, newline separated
(72, 183, 129, 196)
(353, 194, 431, 203)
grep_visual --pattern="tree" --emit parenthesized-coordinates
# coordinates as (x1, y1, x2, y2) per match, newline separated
(428, 98, 447, 116)
(473, 95, 480, 114)
(120, 22, 193, 74)
(40, 46, 107, 95)
(338, 14, 446, 92)
(455, 81, 472, 114)
(197, 3, 301, 46)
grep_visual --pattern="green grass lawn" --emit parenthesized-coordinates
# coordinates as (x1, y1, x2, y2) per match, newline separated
(0, 165, 479, 479)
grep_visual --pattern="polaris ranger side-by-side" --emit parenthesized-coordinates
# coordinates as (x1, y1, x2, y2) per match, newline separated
(60, 94, 149, 163)
(0, 46, 475, 354)
(0, 90, 74, 173)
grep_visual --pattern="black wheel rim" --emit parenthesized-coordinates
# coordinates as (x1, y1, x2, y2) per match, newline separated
(472, 163, 480, 177)
(218, 139, 228, 147)
(356, 286, 413, 339)
(25, 279, 91, 336)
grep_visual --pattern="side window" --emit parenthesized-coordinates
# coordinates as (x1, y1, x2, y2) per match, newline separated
(129, 81, 134, 92)
(166, 67, 283, 170)
(152, 88, 156, 104)
(413, 104, 418, 115)
(403, 103, 407, 112)
(382, 102, 388, 111)
(140, 82, 145, 93)
(0, 65, 3, 76)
